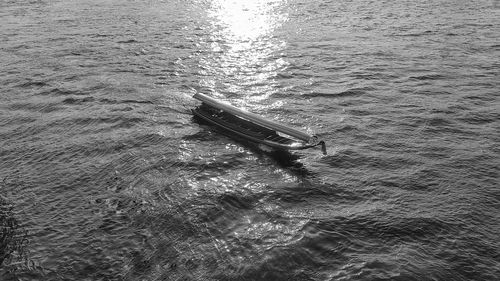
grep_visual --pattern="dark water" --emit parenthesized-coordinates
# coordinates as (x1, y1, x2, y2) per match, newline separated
(1, 0, 499, 280)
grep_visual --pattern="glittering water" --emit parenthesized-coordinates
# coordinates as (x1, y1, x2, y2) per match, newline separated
(1, 0, 499, 280)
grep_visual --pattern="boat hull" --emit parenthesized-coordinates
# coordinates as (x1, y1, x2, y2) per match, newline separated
(192, 94, 327, 154)
(193, 93, 312, 141)
(192, 103, 325, 152)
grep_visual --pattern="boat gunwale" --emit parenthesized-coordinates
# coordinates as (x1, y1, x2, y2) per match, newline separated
(193, 93, 312, 142)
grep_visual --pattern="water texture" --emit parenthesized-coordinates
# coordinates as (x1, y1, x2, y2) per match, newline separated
(0, 0, 499, 280)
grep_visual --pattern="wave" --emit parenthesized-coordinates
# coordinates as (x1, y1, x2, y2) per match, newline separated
(302, 89, 367, 98)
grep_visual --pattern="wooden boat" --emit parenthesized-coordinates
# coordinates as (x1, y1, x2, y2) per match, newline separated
(192, 93, 326, 154)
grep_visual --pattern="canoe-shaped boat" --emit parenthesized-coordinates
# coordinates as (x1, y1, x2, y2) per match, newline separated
(192, 93, 326, 154)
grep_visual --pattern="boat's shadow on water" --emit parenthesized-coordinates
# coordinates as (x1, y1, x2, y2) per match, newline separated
(257, 148, 314, 176)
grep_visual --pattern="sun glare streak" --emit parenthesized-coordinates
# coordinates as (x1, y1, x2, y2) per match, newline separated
(208, 0, 285, 42)
(200, 0, 289, 108)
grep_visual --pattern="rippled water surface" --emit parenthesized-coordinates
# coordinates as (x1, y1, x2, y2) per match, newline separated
(1, 0, 499, 280)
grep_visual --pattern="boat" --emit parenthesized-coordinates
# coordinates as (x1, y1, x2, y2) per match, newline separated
(192, 93, 326, 154)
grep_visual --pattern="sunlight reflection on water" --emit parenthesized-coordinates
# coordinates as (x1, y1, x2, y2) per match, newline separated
(200, 0, 289, 109)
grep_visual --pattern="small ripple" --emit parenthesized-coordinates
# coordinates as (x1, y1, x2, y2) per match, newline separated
(37, 88, 84, 96)
(391, 30, 436, 37)
(99, 98, 153, 105)
(334, 124, 361, 133)
(303, 88, 367, 98)
(62, 97, 95, 104)
(409, 73, 446, 80)
(16, 80, 48, 88)
(116, 39, 140, 44)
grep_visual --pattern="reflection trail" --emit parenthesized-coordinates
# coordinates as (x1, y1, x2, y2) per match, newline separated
(199, 0, 289, 109)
